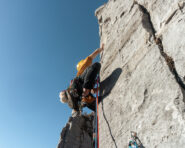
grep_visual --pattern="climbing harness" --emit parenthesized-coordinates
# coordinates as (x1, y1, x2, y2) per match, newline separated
(95, 76, 100, 148)
(81, 95, 96, 104)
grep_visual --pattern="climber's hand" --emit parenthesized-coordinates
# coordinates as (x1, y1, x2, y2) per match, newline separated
(91, 87, 99, 94)
(89, 43, 105, 59)
(82, 88, 90, 97)
(101, 43, 104, 50)
(99, 43, 104, 52)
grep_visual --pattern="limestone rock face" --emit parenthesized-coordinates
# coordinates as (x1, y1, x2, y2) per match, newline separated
(96, 0, 185, 147)
(57, 114, 94, 148)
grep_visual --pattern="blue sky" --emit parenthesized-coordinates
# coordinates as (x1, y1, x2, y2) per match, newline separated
(0, 0, 107, 147)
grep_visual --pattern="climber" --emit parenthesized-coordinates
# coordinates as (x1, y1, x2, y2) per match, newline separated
(59, 44, 104, 115)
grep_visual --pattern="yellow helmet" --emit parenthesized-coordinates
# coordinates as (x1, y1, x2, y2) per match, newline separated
(76, 59, 85, 72)
(76, 56, 92, 76)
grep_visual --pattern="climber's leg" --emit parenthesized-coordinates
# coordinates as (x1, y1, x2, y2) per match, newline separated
(86, 101, 96, 111)
(80, 62, 101, 90)
(86, 96, 102, 111)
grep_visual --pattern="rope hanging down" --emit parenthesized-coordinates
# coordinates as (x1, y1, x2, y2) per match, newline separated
(95, 76, 100, 148)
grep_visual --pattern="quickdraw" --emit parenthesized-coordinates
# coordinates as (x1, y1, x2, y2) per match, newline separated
(129, 131, 138, 148)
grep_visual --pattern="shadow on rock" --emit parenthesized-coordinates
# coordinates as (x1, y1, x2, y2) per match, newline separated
(99, 68, 122, 102)
(98, 68, 122, 148)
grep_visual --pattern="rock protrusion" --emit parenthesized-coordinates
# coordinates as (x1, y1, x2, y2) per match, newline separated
(57, 113, 94, 148)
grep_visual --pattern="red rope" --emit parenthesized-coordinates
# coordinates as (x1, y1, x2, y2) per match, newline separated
(96, 76, 100, 148)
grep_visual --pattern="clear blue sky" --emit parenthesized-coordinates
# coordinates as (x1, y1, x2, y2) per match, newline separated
(0, 0, 107, 147)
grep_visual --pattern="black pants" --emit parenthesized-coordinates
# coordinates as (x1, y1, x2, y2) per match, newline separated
(80, 62, 101, 111)
(80, 62, 101, 89)
(86, 96, 102, 112)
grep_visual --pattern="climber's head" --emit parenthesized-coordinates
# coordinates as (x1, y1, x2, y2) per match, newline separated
(59, 90, 68, 103)
(76, 59, 84, 72)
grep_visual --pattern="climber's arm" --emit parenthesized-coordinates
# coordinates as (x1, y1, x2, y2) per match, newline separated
(89, 43, 104, 60)
(83, 88, 90, 97)
(91, 87, 100, 94)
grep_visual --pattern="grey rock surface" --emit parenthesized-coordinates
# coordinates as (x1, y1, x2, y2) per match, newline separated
(57, 114, 94, 148)
(96, 0, 185, 147)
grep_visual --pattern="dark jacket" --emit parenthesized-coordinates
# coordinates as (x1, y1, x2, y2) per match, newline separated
(68, 62, 101, 111)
